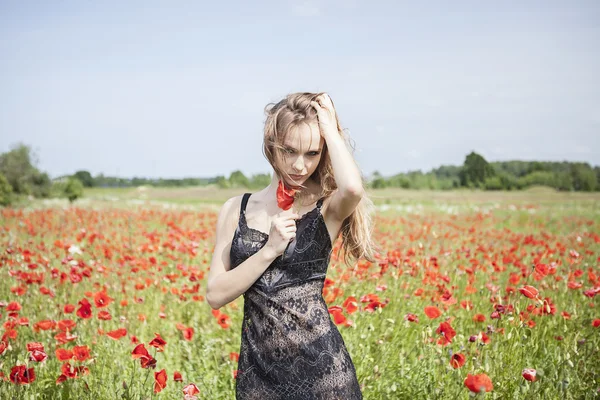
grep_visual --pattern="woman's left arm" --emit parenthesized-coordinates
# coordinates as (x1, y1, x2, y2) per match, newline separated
(311, 93, 365, 221)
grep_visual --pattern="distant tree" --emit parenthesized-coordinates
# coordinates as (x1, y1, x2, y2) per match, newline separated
(215, 175, 230, 189)
(229, 170, 250, 188)
(74, 170, 95, 187)
(570, 163, 597, 191)
(0, 172, 13, 206)
(249, 173, 271, 189)
(64, 178, 84, 203)
(0, 143, 42, 195)
(370, 171, 387, 189)
(459, 152, 495, 188)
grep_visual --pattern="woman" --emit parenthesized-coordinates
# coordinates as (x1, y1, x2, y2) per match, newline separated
(207, 92, 376, 400)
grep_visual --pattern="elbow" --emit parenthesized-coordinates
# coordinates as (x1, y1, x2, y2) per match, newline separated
(343, 183, 365, 199)
(206, 284, 223, 310)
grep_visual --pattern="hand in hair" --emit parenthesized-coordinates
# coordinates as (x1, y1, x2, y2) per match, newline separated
(310, 93, 339, 138)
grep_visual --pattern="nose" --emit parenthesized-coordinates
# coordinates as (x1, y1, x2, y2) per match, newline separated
(292, 156, 304, 172)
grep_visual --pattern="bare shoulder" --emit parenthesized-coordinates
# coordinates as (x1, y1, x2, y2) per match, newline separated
(215, 195, 244, 236)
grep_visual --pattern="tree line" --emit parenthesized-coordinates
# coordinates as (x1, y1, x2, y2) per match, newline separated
(1, 144, 598, 207)
(371, 152, 599, 191)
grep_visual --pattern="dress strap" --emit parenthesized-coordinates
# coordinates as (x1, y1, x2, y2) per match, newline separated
(240, 193, 251, 215)
(316, 196, 325, 209)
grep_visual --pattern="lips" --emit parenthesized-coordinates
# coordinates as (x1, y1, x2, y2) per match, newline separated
(290, 175, 305, 180)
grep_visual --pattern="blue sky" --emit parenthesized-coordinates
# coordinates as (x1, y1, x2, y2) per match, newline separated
(1, 0, 599, 179)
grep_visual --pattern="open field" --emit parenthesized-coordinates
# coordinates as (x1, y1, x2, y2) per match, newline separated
(0, 188, 599, 399)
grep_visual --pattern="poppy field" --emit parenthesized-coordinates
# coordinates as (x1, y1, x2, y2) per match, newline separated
(0, 191, 599, 399)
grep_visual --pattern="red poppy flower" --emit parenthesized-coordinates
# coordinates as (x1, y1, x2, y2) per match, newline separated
(218, 314, 231, 329)
(93, 291, 114, 308)
(76, 299, 92, 319)
(63, 304, 75, 314)
(436, 321, 456, 345)
(518, 285, 539, 299)
(450, 353, 466, 369)
(424, 306, 442, 319)
(182, 327, 194, 341)
(98, 310, 112, 320)
(29, 350, 48, 362)
(522, 368, 536, 382)
(26, 342, 44, 352)
(464, 373, 493, 393)
(73, 345, 90, 361)
(56, 348, 74, 361)
(343, 296, 358, 314)
(34, 320, 57, 331)
(9, 365, 35, 384)
(106, 328, 127, 340)
(149, 333, 167, 352)
(132, 343, 150, 359)
(230, 352, 239, 362)
(183, 383, 200, 396)
(174, 371, 183, 382)
(473, 314, 486, 322)
(404, 313, 419, 323)
(154, 369, 167, 393)
(276, 180, 296, 210)
(58, 319, 76, 332)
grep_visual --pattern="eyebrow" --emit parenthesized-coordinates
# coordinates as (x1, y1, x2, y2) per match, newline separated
(283, 145, 321, 152)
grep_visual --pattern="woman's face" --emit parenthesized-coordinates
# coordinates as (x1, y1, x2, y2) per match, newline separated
(277, 121, 324, 187)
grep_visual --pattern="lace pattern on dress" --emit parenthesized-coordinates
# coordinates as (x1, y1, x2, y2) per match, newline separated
(230, 193, 362, 400)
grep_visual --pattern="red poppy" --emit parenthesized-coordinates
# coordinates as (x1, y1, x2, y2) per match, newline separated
(73, 345, 90, 361)
(154, 369, 167, 393)
(149, 333, 167, 352)
(98, 310, 112, 320)
(58, 319, 76, 332)
(593, 319, 600, 327)
(470, 312, 485, 322)
(106, 328, 127, 340)
(34, 320, 57, 331)
(424, 306, 442, 319)
(9, 365, 35, 384)
(230, 352, 240, 362)
(93, 291, 114, 308)
(464, 373, 493, 393)
(522, 368, 536, 382)
(182, 327, 194, 341)
(343, 296, 358, 314)
(63, 304, 75, 314)
(450, 353, 466, 369)
(436, 321, 456, 345)
(56, 348, 74, 361)
(183, 383, 200, 396)
(26, 342, 44, 352)
(76, 299, 92, 319)
(404, 313, 419, 323)
(0, 341, 7, 355)
(276, 180, 296, 210)
(29, 350, 48, 362)
(518, 285, 539, 299)
(218, 314, 231, 329)
(132, 343, 150, 359)
(174, 371, 183, 382)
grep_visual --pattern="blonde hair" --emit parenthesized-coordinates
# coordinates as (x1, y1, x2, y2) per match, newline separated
(262, 92, 377, 265)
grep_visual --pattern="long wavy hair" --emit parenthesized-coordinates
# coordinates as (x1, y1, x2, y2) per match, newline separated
(262, 92, 377, 265)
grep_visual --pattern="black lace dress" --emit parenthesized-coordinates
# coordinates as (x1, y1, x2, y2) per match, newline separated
(229, 193, 362, 400)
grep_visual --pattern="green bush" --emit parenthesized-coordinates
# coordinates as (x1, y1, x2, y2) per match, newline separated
(64, 178, 84, 203)
(0, 172, 13, 206)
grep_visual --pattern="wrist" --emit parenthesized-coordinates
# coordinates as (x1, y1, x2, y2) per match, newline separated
(258, 245, 279, 264)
